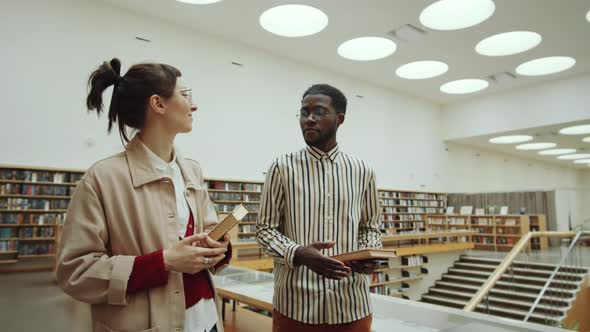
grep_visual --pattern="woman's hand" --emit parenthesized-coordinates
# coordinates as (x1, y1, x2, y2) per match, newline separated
(163, 233, 227, 274)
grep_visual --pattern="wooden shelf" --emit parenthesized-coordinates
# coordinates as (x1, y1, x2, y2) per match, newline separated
(0, 209, 68, 213)
(374, 264, 423, 272)
(18, 238, 56, 241)
(392, 242, 474, 256)
(495, 234, 521, 238)
(208, 189, 262, 194)
(0, 164, 85, 173)
(0, 224, 57, 227)
(369, 275, 423, 287)
(0, 194, 71, 199)
(215, 200, 260, 204)
(0, 259, 18, 264)
(0, 251, 18, 254)
(0, 180, 78, 187)
(19, 254, 55, 258)
(383, 231, 474, 242)
(474, 233, 495, 236)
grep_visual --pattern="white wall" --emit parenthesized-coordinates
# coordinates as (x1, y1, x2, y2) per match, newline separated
(0, 0, 586, 203)
(0, 0, 444, 191)
(441, 75, 590, 140)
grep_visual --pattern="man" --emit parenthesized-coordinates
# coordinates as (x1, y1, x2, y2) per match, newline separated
(256, 84, 382, 332)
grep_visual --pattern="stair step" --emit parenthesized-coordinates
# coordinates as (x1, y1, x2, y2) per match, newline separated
(427, 288, 569, 310)
(454, 262, 584, 279)
(421, 294, 564, 322)
(441, 275, 578, 295)
(434, 281, 574, 302)
(460, 256, 589, 274)
(447, 268, 581, 286)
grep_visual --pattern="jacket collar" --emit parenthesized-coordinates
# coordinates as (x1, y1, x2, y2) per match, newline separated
(305, 144, 340, 162)
(126, 135, 198, 189)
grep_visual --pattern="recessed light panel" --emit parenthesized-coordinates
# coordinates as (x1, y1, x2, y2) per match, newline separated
(259, 5, 328, 37)
(583, 137, 590, 143)
(573, 159, 590, 164)
(441, 79, 489, 94)
(476, 31, 542, 56)
(557, 154, 590, 160)
(337, 37, 397, 61)
(516, 56, 576, 76)
(489, 135, 533, 144)
(396, 61, 449, 79)
(176, 0, 222, 4)
(539, 149, 577, 155)
(419, 0, 495, 31)
(559, 124, 590, 135)
(515, 142, 556, 150)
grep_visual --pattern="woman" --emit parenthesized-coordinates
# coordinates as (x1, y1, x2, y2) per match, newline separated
(56, 58, 231, 332)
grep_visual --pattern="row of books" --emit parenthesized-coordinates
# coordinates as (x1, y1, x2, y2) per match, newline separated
(0, 240, 18, 251)
(18, 227, 55, 238)
(0, 170, 83, 183)
(382, 207, 443, 214)
(402, 255, 424, 266)
(427, 217, 468, 225)
(242, 214, 257, 222)
(0, 213, 64, 225)
(0, 228, 17, 238)
(0, 198, 69, 210)
(209, 192, 262, 202)
(19, 243, 56, 255)
(207, 181, 263, 192)
(0, 183, 73, 196)
(239, 224, 257, 233)
(379, 192, 445, 200)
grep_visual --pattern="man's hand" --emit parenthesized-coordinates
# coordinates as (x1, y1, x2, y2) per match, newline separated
(294, 242, 351, 280)
(346, 259, 385, 274)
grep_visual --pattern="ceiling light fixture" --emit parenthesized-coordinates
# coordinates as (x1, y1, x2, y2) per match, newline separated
(419, 0, 495, 31)
(515, 142, 556, 150)
(573, 159, 590, 164)
(441, 79, 489, 94)
(557, 154, 590, 160)
(539, 149, 577, 155)
(476, 31, 542, 56)
(489, 135, 533, 144)
(396, 61, 448, 79)
(259, 5, 328, 37)
(516, 56, 576, 76)
(337, 37, 397, 61)
(559, 124, 590, 135)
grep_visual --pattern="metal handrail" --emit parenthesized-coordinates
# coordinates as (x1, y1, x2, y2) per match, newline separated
(463, 231, 577, 312)
(523, 231, 589, 322)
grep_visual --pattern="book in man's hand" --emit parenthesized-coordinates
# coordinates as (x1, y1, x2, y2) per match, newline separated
(208, 204, 249, 241)
(330, 249, 397, 263)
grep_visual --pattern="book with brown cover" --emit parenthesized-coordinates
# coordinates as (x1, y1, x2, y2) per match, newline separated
(331, 249, 397, 263)
(208, 204, 249, 241)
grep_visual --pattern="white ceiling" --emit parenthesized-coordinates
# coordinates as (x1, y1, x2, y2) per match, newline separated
(447, 119, 590, 169)
(101, 0, 590, 104)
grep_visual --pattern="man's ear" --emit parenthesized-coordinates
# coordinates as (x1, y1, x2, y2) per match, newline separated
(337, 112, 345, 125)
(148, 95, 166, 115)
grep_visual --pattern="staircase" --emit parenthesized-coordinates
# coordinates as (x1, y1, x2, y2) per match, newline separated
(421, 255, 589, 326)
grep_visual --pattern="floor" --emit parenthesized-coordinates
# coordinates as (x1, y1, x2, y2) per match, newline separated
(0, 272, 269, 332)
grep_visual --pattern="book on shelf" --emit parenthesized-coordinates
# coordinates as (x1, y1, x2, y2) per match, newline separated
(331, 249, 397, 263)
(500, 206, 509, 215)
(475, 208, 485, 215)
(459, 206, 473, 215)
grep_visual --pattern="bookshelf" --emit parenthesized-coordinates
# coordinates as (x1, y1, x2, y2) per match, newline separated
(0, 165, 84, 270)
(528, 214, 548, 250)
(378, 189, 446, 235)
(425, 214, 537, 252)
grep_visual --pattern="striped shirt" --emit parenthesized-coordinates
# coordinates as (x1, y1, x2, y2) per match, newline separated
(256, 144, 382, 325)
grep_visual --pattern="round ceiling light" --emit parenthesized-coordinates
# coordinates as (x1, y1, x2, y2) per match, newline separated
(573, 159, 590, 164)
(176, 0, 223, 4)
(476, 31, 542, 56)
(395, 61, 449, 79)
(419, 0, 495, 31)
(516, 56, 576, 76)
(557, 154, 590, 160)
(489, 135, 533, 144)
(259, 5, 328, 37)
(583, 137, 590, 143)
(441, 79, 489, 94)
(515, 142, 556, 150)
(539, 149, 577, 155)
(559, 124, 590, 135)
(337, 37, 397, 61)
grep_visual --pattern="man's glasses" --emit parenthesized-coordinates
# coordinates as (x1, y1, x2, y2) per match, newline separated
(296, 109, 335, 120)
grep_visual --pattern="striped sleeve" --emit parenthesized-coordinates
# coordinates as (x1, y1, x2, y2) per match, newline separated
(358, 168, 382, 249)
(255, 160, 301, 269)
